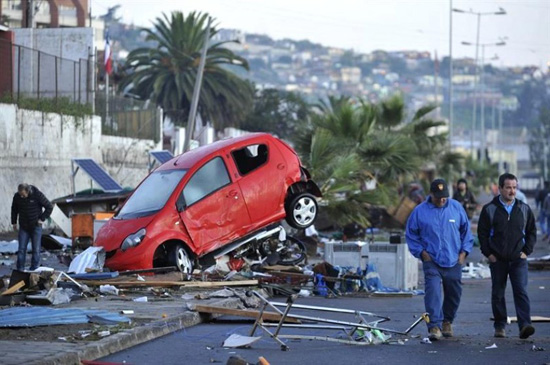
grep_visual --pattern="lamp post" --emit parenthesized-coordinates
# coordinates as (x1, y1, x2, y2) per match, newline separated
(453, 7, 506, 158)
(462, 41, 505, 165)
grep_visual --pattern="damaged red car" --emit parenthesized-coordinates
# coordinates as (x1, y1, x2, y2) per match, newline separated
(94, 133, 321, 273)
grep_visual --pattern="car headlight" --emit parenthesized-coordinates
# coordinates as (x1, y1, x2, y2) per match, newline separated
(121, 228, 146, 252)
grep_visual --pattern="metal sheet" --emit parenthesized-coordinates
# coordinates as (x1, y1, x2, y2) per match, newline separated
(0, 307, 131, 327)
(150, 150, 174, 164)
(68, 246, 105, 274)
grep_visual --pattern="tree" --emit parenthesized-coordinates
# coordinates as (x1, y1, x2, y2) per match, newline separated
(240, 88, 310, 140)
(120, 11, 254, 130)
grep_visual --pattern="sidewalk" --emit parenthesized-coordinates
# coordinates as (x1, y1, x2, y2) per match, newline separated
(0, 292, 243, 365)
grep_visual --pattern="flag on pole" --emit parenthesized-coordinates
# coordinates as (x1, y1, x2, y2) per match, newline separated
(104, 33, 113, 75)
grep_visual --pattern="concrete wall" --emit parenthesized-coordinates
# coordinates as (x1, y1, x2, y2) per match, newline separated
(12, 28, 93, 104)
(0, 103, 159, 232)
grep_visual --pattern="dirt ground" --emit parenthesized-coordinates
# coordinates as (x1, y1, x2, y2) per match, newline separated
(0, 320, 144, 343)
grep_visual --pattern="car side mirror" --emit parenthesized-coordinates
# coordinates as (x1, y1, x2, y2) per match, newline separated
(176, 194, 186, 212)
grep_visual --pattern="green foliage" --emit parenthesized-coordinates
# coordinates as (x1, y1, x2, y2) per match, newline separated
(120, 11, 254, 130)
(465, 156, 500, 191)
(240, 89, 310, 139)
(0, 94, 93, 119)
(293, 93, 452, 227)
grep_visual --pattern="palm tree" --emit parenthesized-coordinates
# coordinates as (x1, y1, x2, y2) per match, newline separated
(120, 11, 254, 130)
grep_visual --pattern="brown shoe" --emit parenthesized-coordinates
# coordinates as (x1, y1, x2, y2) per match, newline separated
(442, 321, 453, 337)
(519, 325, 535, 339)
(494, 328, 506, 338)
(429, 327, 442, 341)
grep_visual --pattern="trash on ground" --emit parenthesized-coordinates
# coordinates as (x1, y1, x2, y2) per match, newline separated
(0, 240, 30, 254)
(485, 343, 498, 349)
(462, 263, 491, 279)
(41, 234, 72, 251)
(531, 345, 545, 351)
(120, 310, 134, 315)
(99, 284, 120, 296)
(223, 334, 262, 348)
(97, 330, 111, 337)
(133, 296, 148, 302)
(68, 247, 105, 274)
(421, 337, 432, 344)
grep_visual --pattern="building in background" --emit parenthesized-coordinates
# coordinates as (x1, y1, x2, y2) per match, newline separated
(0, 0, 89, 28)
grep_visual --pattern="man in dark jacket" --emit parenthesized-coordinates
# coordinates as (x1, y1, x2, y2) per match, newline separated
(477, 173, 536, 339)
(452, 178, 478, 220)
(11, 184, 53, 271)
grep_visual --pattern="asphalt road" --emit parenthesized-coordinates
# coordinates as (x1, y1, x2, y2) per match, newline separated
(101, 247, 550, 365)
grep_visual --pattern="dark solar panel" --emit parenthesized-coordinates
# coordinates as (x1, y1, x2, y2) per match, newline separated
(73, 159, 123, 192)
(150, 150, 174, 164)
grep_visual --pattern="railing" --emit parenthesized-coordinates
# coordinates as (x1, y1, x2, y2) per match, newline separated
(0, 38, 161, 142)
(0, 38, 93, 104)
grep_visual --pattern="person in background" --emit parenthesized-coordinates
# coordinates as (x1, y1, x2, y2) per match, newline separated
(477, 173, 536, 339)
(535, 181, 550, 239)
(11, 183, 53, 271)
(406, 178, 473, 341)
(452, 178, 478, 220)
(515, 188, 527, 203)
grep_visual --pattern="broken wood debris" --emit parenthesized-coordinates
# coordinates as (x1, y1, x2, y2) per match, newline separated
(78, 279, 259, 288)
(1, 280, 25, 296)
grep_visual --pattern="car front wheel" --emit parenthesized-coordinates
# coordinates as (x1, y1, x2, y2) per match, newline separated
(169, 244, 193, 275)
(285, 193, 318, 229)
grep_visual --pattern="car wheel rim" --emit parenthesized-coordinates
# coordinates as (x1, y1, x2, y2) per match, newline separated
(293, 197, 316, 226)
(176, 248, 192, 274)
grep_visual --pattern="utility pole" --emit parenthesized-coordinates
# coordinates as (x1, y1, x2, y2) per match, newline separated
(26, 0, 34, 28)
(183, 17, 212, 152)
(449, 0, 453, 149)
(453, 7, 506, 158)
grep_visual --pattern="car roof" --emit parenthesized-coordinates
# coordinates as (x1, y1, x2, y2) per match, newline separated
(156, 132, 276, 171)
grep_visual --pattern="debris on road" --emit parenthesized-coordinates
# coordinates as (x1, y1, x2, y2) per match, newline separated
(485, 343, 498, 349)
(223, 334, 262, 348)
(0, 307, 131, 327)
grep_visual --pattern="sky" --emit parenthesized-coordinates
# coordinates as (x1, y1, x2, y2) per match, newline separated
(91, 0, 550, 68)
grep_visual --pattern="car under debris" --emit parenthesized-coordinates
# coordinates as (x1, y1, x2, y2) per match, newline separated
(94, 133, 321, 273)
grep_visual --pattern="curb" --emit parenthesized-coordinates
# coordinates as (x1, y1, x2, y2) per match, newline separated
(32, 297, 242, 365)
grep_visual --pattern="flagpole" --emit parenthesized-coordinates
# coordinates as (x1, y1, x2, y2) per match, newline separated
(106, 72, 109, 130)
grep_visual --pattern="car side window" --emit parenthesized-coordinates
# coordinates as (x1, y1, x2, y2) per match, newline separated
(231, 144, 268, 176)
(183, 157, 231, 207)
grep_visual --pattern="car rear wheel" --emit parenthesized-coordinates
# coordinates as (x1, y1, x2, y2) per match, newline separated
(169, 244, 193, 275)
(285, 193, 318, 229)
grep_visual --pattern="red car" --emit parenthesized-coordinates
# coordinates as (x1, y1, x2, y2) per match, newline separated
(94, 133, 321, 273)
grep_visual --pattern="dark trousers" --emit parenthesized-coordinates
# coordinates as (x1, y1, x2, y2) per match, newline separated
(423, 261, 463, 329)
(490, 258, 531, 330)
(17, 226, 42, 271)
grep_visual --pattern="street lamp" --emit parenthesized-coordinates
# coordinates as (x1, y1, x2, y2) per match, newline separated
(462, 40, 506, 164)
(453, 7, 506, 158)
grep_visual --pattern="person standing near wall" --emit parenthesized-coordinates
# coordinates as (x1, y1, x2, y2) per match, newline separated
(477, 173, 537, 339)
(11, 183, 53, 271)
(406, 178, 473, 341)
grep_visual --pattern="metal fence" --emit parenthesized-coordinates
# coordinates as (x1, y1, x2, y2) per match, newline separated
(96, 94, 161, 142)
(0, 38, 161, 142)
(0, 38, 93, 104)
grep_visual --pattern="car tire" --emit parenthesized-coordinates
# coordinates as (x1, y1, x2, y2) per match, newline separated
(169, 244, 194, 275)
(285, 193, 318, 229)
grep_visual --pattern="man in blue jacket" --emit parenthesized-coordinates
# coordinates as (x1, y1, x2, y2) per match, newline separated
(406, 178, 473, 341)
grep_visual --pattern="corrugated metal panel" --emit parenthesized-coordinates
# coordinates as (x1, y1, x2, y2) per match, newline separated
(68, 247, 105, 274)
(0, 307, 131, 327)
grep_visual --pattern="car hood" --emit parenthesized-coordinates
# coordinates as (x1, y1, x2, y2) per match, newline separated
(94, 215, 156, 252)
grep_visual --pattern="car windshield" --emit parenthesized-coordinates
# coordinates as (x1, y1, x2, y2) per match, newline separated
(116, 169, 187, 219)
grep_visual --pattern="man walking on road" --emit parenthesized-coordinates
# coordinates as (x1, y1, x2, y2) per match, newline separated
(11, 183, 53, 271)
(406, 178, 473, 341)
(477, 173, 536, 339)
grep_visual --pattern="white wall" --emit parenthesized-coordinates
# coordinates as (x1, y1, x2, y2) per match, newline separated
(0, 103, 159, 232)
(13, 28, 94, 103)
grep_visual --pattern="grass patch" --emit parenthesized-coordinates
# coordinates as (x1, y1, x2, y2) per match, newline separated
(0, 94, 93, 119)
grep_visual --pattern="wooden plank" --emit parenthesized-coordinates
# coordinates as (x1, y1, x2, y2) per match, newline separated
(509, 316, 550, 323)
(1, 280, 25, 296)
(79, 279, 258, 288)
(195, 305, 301, 324)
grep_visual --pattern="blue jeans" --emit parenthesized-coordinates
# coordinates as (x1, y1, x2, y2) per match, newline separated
(423, 260, 463, 329)
(490, 258, 531, 330)
(17, 226, 42, 271)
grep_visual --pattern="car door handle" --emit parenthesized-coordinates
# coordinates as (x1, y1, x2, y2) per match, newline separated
(227, 190, 239, 199)
(277, 163, 285, 170)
